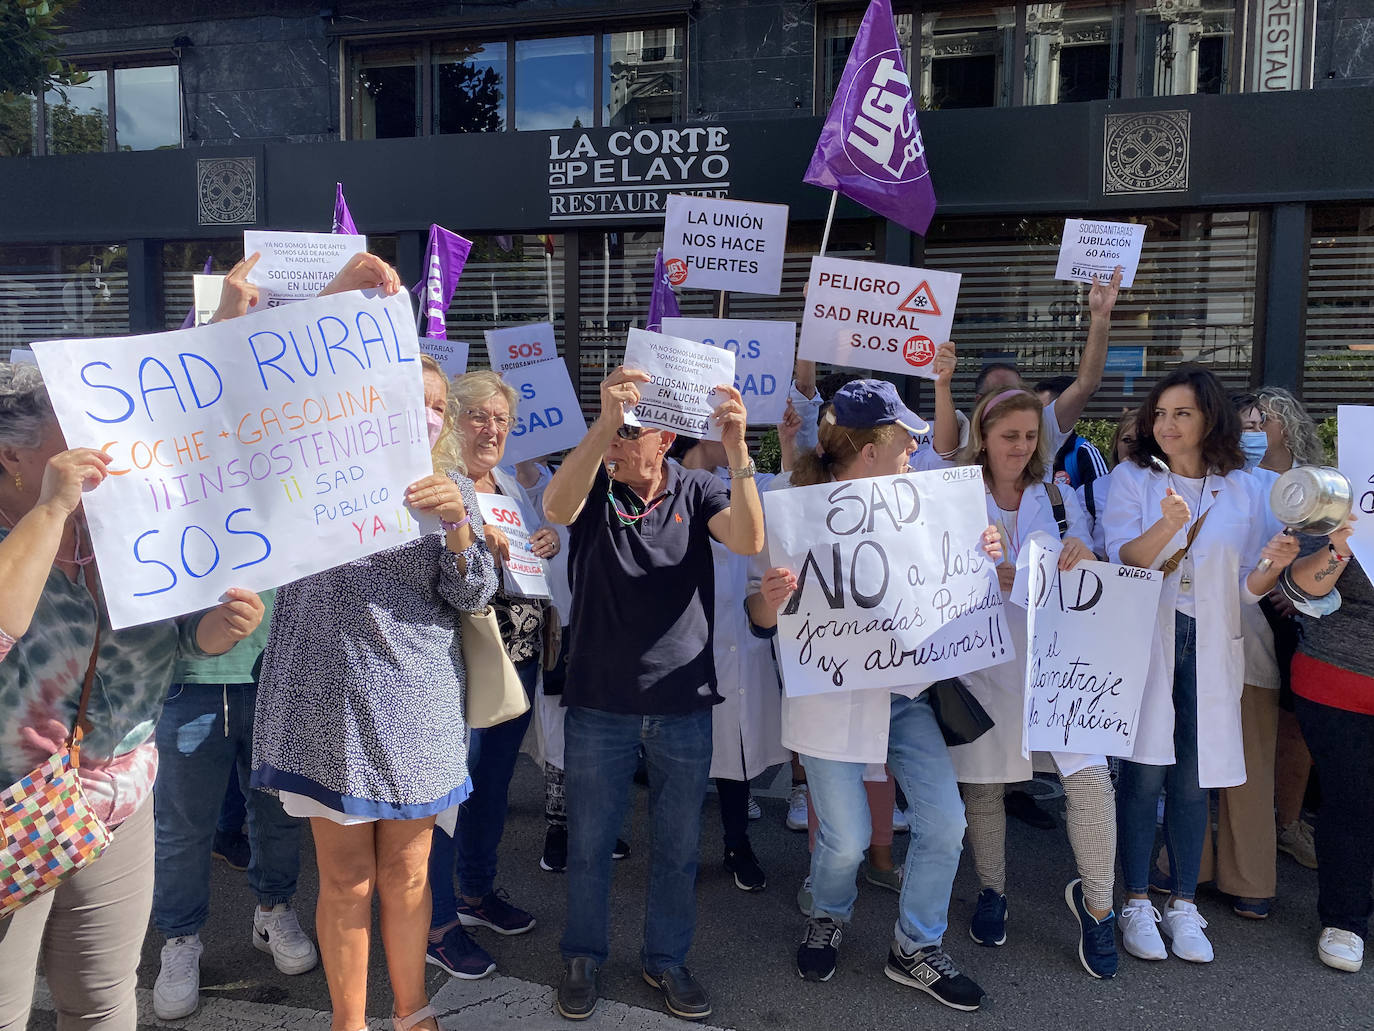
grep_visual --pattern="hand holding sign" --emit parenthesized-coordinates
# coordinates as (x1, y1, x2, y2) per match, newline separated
(599, 366, 649, 430)
(195, 587, 266, 655)
(39, 446, 113, 517)
(319, 252, 403, 298)
(1088, 266, 1124, 319)
(212, 253, 262, 324)
(404, 473, 470, 526)
(711, 384, 749, 463)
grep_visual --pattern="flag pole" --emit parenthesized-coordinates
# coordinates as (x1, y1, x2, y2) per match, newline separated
(818, 190, 839, 257)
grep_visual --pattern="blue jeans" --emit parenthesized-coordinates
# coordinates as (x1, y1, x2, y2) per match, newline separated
(429, 658, 537, 925)
(1118, 611, 1208, 898)
(153, 683, 303, 937)
(802, 692, 966, 951)
(559, 706, 712, 973)
(217, 766, 247, 835)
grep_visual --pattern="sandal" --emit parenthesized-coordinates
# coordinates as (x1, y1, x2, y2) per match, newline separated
(393, 1004, 439, 1031)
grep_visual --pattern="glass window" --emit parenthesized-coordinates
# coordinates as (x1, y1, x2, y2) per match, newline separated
(604, 28, 684, 126)
(819, 10, 914, 111)
(114, 65, 181, 150)
(1302, 205, 1374, 417)
(1024, 2, 1124, 105)
(918, 5, 1016, 109)
(444, 235, 566, 368)
(0, 244, 128, 358)
(515, 36, 594, 131)
(351, 45, 421, 139)
(0, 93, 37, 158)
(434, 41, 507, 134)
(1136, 0, 1236, 97)
(45, 71, 109, 154)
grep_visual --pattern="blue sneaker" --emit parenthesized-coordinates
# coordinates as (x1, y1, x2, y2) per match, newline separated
(457, 889, 536, 935)
(969, 888, 1007, 947)
(425, 923, 495, 980)
(1064, 879, 1118, 979)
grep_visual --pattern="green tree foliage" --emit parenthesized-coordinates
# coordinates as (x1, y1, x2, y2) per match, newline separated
(0, 0, 88, 97)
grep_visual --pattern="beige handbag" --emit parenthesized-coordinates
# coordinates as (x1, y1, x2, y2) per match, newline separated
(460, 607, 530, 729)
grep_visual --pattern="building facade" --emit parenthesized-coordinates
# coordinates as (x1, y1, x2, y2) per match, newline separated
(1, 0, 1371, 417)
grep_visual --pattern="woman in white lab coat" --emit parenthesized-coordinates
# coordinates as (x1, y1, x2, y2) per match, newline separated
(1104, 365, 1297, 965)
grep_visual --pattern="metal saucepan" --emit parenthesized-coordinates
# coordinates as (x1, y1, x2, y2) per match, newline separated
(1269, 465, 1353, 535)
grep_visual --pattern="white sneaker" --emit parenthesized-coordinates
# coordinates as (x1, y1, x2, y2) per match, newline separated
(1317, 928, 1364, 972)
(892, 805, 910, 834)
(1119, 899, 1167, 960)
(252, 903, 320, 975)
(746, 795, 763, 821)
(154, 934, 203, 1020)
(1161, 899, 1214, 963)
(786, 784, 809, 831)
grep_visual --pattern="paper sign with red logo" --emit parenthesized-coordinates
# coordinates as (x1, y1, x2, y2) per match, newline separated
(662, 194, 789, 295)
(798, 256, 960, 380)
(485, 322, 559, 374)
(475, 492, 551, 600)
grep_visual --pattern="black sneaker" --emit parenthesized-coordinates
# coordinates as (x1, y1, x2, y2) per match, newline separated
(541, 824, 568, 873)
(425, 924, 495, 980)
(641, 965, 711, 1021)
(884, 943, 984, 1012)
(724, 842, 766, 892)
(211, 829, 251, 871)
(969, 888, 1007, 947)
(1064, 879, 1118, 979)
(612, 837, 631, 861)
(556, 957, 599, 1020)
(457, 889, 536, 935)
(797, 916, 842, 982)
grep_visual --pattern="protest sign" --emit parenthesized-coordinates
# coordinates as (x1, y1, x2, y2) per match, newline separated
(500, 358, 588, 465)
(31, 289, 435, 629)
(622, 327, 735, 441)
(1338, 405, 1374, 572)
(243, 230, 366, 311)
(475, 493, 550, 600)
(422, 338, 469, 380)
(1055, 219, 1145, 289)
(662, 195, 788, 295)
(764, 465, 1010, 697)
(485, 322, 558, 373)
(661, 317, 795, 424)
(799, 256, 960, 380)
(192, 274, 225, 328)
(1022, 535, 1162, 757)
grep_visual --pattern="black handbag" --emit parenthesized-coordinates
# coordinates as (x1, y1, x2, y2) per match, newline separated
(927, 678, 995, 746)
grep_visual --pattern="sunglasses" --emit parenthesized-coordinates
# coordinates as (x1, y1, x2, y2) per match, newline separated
(616, 424, 645, 440)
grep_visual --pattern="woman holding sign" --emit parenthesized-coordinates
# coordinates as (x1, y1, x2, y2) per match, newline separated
(1104, 365, 1297, 965)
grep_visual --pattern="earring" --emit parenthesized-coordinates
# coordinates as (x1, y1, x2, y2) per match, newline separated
(11, 472, 20, 493)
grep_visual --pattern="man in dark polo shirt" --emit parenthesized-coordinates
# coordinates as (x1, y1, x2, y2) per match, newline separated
(542, 365, 764, 1023)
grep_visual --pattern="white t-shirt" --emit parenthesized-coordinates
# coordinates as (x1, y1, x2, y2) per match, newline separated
(1169, 474, 1207, 618)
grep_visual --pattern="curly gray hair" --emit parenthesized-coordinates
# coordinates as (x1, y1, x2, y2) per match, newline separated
(1255, 385, 1323, 467)
(0, 362, 57, 467)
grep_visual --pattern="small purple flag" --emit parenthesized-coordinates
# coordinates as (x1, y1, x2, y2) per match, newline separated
(803, 0, 936, 236)
(332, 182, 358, 235)
(645, 249, 680, 332)
(416, 224, 473, 340)
(179, 255, 213, 330)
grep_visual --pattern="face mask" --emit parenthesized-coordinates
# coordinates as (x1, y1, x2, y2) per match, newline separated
(1240, 430, 1268, 467)
(427, 409, 444, 448)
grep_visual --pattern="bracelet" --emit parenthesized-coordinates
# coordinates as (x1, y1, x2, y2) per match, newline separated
(1330, 544, 1350, 563)
(441, 514, 471, 533)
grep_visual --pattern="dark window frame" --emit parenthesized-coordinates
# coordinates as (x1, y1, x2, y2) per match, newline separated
(20, 54, 183, 156)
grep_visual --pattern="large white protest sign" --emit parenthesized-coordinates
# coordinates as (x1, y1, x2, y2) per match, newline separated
(501, 358, 588, 465)
(1338, 405, 1374, 572)
(1022, 535, 1162, 757)
(1054, 218, 1145, 289)
(662, 195, 788, 295)
(622, 327, 735, 441)
(485, 322, 558, 373)
(476, 493, 550, 599)
(799, 256, 960, 380)
(243, 230, 366, 311)
(422, 338, 469, 380)
(764, 466, 1010, 697)
(661, 317, 794, 425)
(32, 289, 434, 629)
(192, 274, 225, 328)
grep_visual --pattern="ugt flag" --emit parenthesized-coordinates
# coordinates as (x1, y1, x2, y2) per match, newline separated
(417, 224, 472, 340)
(645, 248, 680, 332)
(332, 182, 358, 235)
(803, 0, 936, 235)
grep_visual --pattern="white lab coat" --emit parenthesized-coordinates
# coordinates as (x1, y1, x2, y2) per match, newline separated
(1103, 462, 1268, 788)
(948, 482, 1104, 783)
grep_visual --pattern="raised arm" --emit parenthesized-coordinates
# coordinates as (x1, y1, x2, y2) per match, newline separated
(706, 385, 765, 556)
(543, 367, 648, 525)
(931, 341, 960, 458)
(1053, 266, 1122, 432)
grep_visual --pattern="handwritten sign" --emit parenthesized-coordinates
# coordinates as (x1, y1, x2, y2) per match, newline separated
(622, 327, 735, 441)
(763, 466, 1010, 697)
(31, 289, 434, 629)
(661, 317, 794, 424)
(192, 274, 225, 328)
(485, 322, 558, 374)
(799, 256, 960, 380)
(243, 230, 366, 311)
(422, 338, 469, 380)
(500, 358, 588, 465)
(476, 493, 550, 599)
(1338, 405, 1374, 573)
(1022, 535, 1161, 757)
(1055, 219, 1144, 289)
(662, 195, 788, 295)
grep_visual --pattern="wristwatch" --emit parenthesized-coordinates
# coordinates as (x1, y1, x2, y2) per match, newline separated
(731, 459, 757, 480)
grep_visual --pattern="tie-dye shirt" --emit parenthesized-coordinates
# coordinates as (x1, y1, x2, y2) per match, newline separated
(0, 527, 207, 828)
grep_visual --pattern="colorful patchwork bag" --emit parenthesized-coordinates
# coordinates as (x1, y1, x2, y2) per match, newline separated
(1, 630, 111, 919)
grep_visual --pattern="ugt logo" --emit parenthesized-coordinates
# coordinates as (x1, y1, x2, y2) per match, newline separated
(842, 51, 927, 184)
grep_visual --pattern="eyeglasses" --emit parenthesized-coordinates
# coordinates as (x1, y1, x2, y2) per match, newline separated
(462, 409, 511, 432)
(616, 424, 644, 440)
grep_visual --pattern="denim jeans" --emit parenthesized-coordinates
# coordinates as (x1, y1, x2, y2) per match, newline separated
(218, 766, 247, 835)
(559, 706, 713, 973)
(802, 692, 966, 951)
(153, 683, 302, 937)
(429, 658, 537, 924)
(1118, 611, 1208, 898)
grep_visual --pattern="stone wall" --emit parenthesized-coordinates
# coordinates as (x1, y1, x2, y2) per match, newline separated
(1315, 0, 1374, 88)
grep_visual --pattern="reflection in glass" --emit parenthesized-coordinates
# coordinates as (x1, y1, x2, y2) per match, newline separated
(0, 93, 37, 157)
(115, 65, 181, 150)
(351, 45, 420, 139)
(515, 36, 594, 131)
(1136, 0, 1236, 97)
(434, 41, 506, 134)
(819, 12, 913, 110)
(604, 28, 683, 125)
(0, 243, 129, 357)
(918, 6, 1015, 109)
(45, 71, 108, 154)
(1024, 3, 1123, 105)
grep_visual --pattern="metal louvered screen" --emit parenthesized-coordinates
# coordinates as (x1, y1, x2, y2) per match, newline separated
(1302, 207, 1374, 418)
(0, 266, 129, 359)
(446, 235, 565, 371)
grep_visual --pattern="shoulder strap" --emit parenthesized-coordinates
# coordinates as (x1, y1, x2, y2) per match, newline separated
(1159, 508, 1213, 576)
(1044, 482, 1069, 540)
(68, 624, 102, 755)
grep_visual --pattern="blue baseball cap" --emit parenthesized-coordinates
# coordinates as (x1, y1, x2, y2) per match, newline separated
(829, 379, 930, 437)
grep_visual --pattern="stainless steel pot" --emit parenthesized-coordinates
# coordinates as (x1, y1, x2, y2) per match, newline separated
(1269, 465, 1353, 535)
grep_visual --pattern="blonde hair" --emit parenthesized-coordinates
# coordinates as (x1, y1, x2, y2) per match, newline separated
(431, 369, 520, 476)
(791, 410, 904, 487)
(420, 353, 443, 378)
(960, 389, 1048, 489)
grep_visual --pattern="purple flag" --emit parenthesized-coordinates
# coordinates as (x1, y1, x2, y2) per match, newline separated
(332, 182, 358, 235)
(417, 224, 473, 340)
(803, 0, 936, 235)
(645, 249, 680, 332)
(179, 255, 213, 330)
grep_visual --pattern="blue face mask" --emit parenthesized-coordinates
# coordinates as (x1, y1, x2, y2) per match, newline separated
(1240, 431, 1268, 467)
